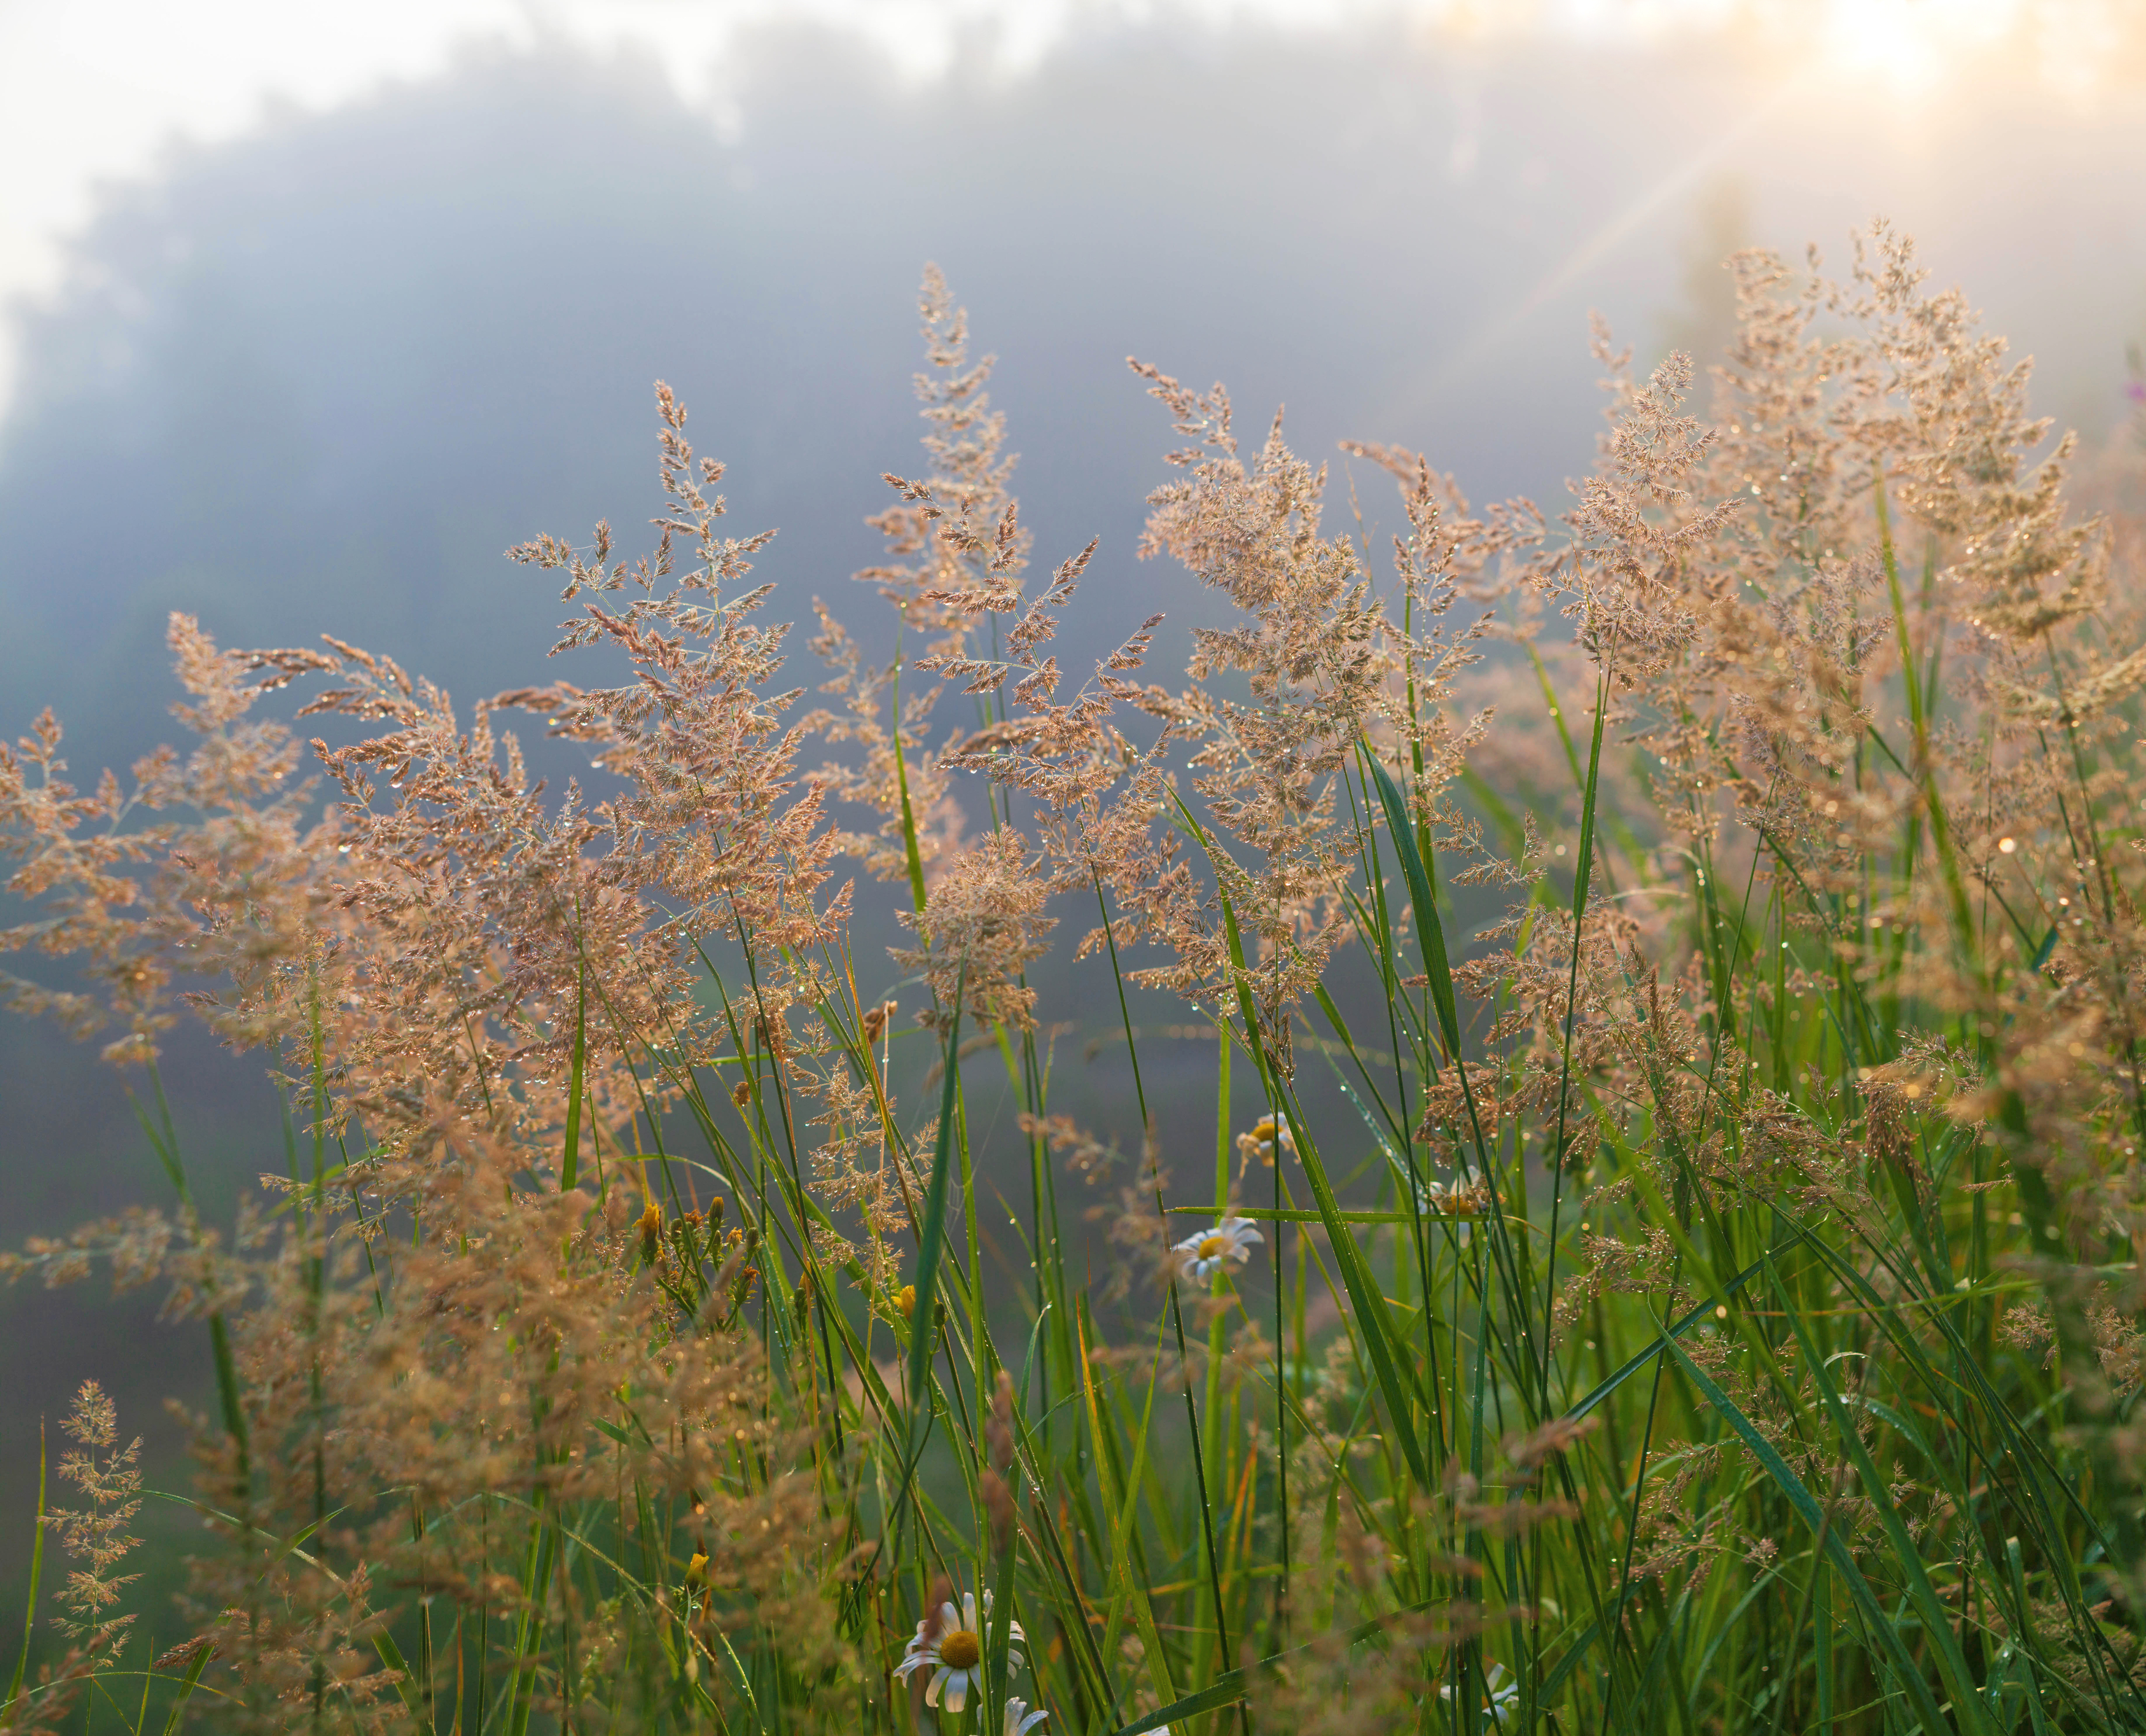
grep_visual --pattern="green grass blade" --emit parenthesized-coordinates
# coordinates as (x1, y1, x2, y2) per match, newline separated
(1657, 1328, 1958, 1736)
(906, 961, 967, 1431)
(1277, 1081, 1429, 1489)
(890, 653, 930, 914)
(1768, 1258, 1996, 1735)
(1564, 1249, 1773, 1421)
(371, 1628, 426, 1721)
(3, 1419, 46, 1718)
(158, 1641, 216, 1736)
(1362, 747, 1464, 1069)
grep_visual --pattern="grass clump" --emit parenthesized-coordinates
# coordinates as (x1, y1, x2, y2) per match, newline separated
(5, 230, 2146, 1732)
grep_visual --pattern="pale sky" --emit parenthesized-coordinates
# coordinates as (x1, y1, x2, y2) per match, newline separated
(0, 0, 2136, 412)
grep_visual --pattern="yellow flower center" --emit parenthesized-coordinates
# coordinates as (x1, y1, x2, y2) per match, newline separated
(939, 1629, 982, 1670)
(1197, 1234, 1229, 1259)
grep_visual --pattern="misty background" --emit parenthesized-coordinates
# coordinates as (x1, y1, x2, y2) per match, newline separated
(4, 1, 2145, 1635)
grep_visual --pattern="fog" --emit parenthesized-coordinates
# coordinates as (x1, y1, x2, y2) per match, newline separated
(9, 23, 2144, 769)
(3, 7, 2144, 1613)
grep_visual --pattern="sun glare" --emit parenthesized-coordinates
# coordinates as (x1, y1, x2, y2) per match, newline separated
(1421, 0, 2139, 98)
(1812, 0, 2012, 93)
(1789, 0, 2106, 97)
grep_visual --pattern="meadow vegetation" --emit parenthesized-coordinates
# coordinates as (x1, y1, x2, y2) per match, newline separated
(5, 226, 2146, 1732)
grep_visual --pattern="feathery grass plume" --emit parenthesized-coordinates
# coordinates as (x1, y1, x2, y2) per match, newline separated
(893, 827, 1054, 1034)
(45, 1382, 141, 1665)
(9, 226, 2146, 1732)
(1096, 364, 1499, 1087)
(0, 1389, 143, 1736)
(811, 265, 1033, 894)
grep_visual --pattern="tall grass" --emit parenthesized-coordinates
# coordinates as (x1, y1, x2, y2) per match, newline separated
(5, 230, 2146, 1733)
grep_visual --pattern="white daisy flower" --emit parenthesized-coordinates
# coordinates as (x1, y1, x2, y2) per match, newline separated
(1438, 1661, 1519, 1726)
(1238, 1113, 1297, 1166)
(895, 1589, 1024, 1716)
(1171, 1216, 1263, 1282)
(1424, 1177, 1491, 1219)
(1003, 1697, 1049, 1735)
